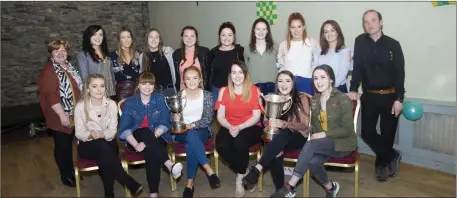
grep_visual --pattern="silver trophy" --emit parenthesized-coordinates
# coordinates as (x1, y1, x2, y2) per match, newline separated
(165, 94, 188, 134)
(259, 93, 292, 142)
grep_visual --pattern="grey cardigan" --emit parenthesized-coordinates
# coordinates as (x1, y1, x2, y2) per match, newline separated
(172, 89, 214, 140)
(139, 46, 177, 88)
(77, 51, 116, 85)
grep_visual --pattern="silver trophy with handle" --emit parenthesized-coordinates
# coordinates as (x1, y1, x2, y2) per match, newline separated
(165, 94, 188, 134)
(259, 93, 292, 142)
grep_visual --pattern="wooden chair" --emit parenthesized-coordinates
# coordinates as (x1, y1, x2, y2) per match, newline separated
(117, 99, 176, 193)
(73, 141, 129, 197)
(304, 99, 361, 197)
(169, 135, 219, 191)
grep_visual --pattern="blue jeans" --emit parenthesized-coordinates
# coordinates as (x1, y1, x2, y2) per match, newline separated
(336, 83, 348, 93)
(173, 128, 210, 179)
(295, 76, 314, 95)
(211, 86, 220, 105)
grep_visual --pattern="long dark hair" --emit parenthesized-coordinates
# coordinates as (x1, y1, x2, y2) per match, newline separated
(82, 25, 109, 63)
(319, 20, 345, 55)
(249, 18, 274, 54)
(141, 28, 164, 72)
(180, 26, 200, 66)
(275, 70, 304, 122)
(312, 64, 336, 93)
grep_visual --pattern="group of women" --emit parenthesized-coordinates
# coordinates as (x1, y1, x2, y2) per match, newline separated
(37, 11, 357, 198)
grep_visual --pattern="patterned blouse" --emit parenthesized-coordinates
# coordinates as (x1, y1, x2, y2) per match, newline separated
(109, 50, 141, 82)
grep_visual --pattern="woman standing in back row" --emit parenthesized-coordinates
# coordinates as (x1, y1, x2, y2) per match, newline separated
(244, 18, 278, 95)
(316, 20, 353, 93)
(207, 22, 245, 103)
(277, 12, 320, 96)
(77, 25, 116, 98)
(172, 26, 210, 91)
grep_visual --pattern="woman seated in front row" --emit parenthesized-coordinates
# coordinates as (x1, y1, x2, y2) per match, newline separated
(118, 71, 183, 198)
(242, 70, 311, 193)
(171, 66, 221, 198)
(215, 60, 264, 197)
(74, 74, 143, 197)
(271, 64, 357, 198)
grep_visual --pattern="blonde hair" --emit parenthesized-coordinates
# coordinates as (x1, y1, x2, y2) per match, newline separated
(227, 60, 253, 103)
(78, 74, 109, 121)
(117, 26, 136, 65)
(183, 66, 204, 89)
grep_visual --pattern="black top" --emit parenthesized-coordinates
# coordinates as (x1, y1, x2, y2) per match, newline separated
(146, 51, 173, 90)
(208, 45, 245, 88)
(350, 33, 405, 100)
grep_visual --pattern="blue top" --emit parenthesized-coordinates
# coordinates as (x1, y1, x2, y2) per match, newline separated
(109, 50, 141, 82)
(118, 92, 172, 143)
(316, 47, 353, 87)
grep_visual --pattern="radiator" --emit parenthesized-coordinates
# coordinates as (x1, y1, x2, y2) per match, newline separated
(412, 112, 456, 156)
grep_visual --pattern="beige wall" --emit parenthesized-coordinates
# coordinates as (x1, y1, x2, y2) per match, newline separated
(148, 2, 456, 103)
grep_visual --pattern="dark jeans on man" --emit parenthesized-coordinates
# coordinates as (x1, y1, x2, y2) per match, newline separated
(51, 130, 74, 179)
(78, 139, 139, 197)
(129, 128, 170, 193)
(361, 92, 398, 167)
(259, 128, 307, 190)
(215, 125, 263, 174)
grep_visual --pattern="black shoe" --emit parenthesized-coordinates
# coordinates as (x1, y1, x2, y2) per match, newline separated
(61, 175, 76, 187)
(325, 181, 340, 198)
(183, 186, 194, 198)
(375, 166, 389, 181)
(104, 191, 115, 198)
(207, 174, 221, 189)
(388, 150, 402, 177)
(242, 166, 260, 191)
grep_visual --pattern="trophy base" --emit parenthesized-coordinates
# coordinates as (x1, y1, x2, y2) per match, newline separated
(170, 122, 188, 134)
(261, 129, 277, 143)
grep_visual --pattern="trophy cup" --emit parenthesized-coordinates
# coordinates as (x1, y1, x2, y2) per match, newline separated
(259, 93, 292, 142)
(165, 94, 188, 134)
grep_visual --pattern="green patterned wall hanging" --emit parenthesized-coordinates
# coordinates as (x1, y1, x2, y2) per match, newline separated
(256, 1, 278, 25)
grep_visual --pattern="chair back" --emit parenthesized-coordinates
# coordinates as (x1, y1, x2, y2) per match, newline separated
(118, 99, 126, 116)
(353, 99, 361, 133)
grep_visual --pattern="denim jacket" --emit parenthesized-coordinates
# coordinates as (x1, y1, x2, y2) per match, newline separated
(118, 92, 172, 144)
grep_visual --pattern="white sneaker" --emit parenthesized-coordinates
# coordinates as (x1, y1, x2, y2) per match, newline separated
(171, 163, 183, 179)
(235, 181, 245, 197)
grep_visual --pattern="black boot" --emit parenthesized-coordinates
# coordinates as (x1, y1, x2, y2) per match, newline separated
(242, 166, 260, 191)
(125, 176, 143, 197)
(207, 174, 221, 189)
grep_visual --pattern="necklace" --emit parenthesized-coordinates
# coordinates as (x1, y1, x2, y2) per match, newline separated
(151, 53, 159, 63)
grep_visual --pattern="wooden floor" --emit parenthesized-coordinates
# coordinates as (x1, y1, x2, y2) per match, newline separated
(1, 134, 455, 197)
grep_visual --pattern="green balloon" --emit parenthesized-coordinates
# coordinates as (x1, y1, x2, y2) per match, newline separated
(403, 101, 424, 121)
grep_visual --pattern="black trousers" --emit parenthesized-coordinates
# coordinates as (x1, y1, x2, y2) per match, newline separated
(51, 130, 74, 178)
(361, 92, 398, 167)
(129, 128, 169, 193)
(78, 139, 137, 196)
(259, 128, 307, 190)
(215, 125, 263, 174)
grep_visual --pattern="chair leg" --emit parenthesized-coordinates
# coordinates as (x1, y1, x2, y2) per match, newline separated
(122, 161, 131, 198)
(257, 150, 262, 192)
(355, 159, 359, 198)
(214, 151, 219, 177)
(74, 167, 81, 198)
(170, 153, 177, 192)
(303, 169, 310, 198)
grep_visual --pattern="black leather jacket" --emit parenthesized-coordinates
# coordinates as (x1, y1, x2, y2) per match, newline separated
(172, 46, 210, 90)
